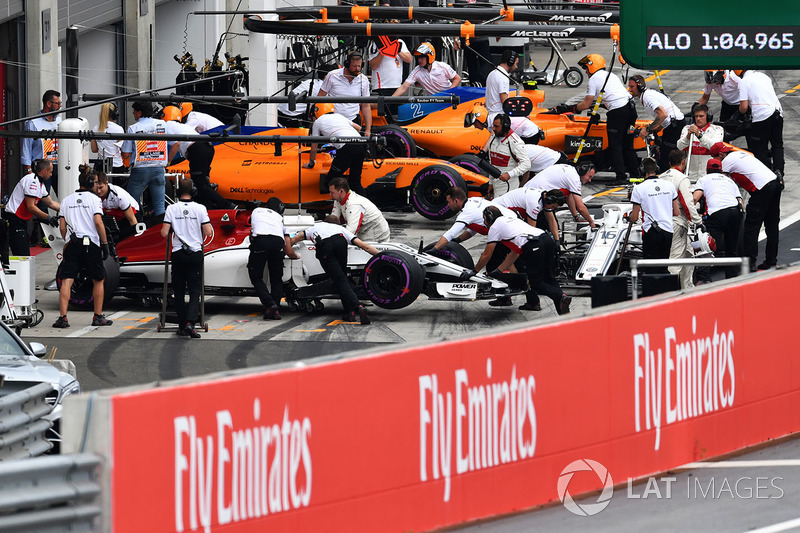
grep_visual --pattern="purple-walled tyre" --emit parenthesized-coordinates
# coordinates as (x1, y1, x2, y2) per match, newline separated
(410, 164, 467, 221)
(363, 250, 425, 309)
(373, 125, 417, 158)
(56, 256, 120, 310)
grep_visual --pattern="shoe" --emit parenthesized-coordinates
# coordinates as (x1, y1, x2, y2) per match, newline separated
(52, 315, 70, 328)
(556, 294, 572, 315)
(519, 302, 542, 311)
(358, 306, 371, 325)
(489, 296, 513, 307)
(176, 327, 188, 337)
(756, 262, 776, 270)
(92, 314, 113, 326)
(264, 306, 281, 320)
(187, 328, 201, 339)
(610, 178, 630, 186)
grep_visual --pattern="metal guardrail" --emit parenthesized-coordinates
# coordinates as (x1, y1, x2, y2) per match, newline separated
(0, 453, 101, 532)
(0, 382, 55, 460)
(630, 257, 750, 299)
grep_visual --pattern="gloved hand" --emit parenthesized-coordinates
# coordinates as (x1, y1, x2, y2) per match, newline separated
(554, 239, 561, 256)
(459, 268, 477, 280)
(108, 242, 118, 259)
(46, 215, 60, 227)
(488, 268, 503, 278)
(552, 104, 577, 115)
(697, 224, 707, 233)
(422, 242, 436, 253)
(588, 113, 601, 125)
(101, 243, 110, 261)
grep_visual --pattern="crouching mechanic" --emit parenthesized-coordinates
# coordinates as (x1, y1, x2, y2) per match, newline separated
(471, 206, 571, 314)
(161, 179, 213, 338)
(526, 162, 597, 229)
(290, 216, 380, 324)
(492, 187, 566, 243)
(92, 171, 143, 240)
(328, 177, 390, 242)
(248, 197, 299, 320)
(54, 167, 113, 328)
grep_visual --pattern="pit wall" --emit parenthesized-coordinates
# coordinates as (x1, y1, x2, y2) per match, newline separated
(63, 267, 800, 532)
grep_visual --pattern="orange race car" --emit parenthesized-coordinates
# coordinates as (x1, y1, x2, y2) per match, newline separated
(167, 127, 488, 220)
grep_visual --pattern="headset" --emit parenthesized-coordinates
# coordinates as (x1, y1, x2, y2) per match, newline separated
(500, 49, 518, 68)
(344, 50, 362, 68)
(690, 102, 714, 124)
(543, 189, 566, 207)
(704, 70, 725, 85)
(639, 156, 658, 178)
(483, 206, 502, 227)
(495, 113, 512, 136)
(630, 74, 647, 94)
(31, 159, 50, 175)
(576, 160, 595, 177)
(265, 197, 285, 215)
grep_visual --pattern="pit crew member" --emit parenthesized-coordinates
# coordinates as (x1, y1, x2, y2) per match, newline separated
(466, 103, 544, 145)
(122, 101, 168, 219)
(317, 50, 371, 134)
(328, 177, 390, 242)
(92, 171, 140, 239)
(482, 113, 530, 198)
(628, 75, 686, 173)
(525, 162, 596, 229)
(3, 159, 60, 256)
(391, 42, 461, 97)
(676, 104, 724, 180)
(304, 103, 368, 195)
(629, 157, 680, 270)
(737, 69, 784, 178)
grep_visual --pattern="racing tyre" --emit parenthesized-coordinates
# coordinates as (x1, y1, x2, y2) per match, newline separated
(363, 250, 425, 309)
(448, 154, 491, 178)
(564, 67, 583, 88)
(428, 241, 475, 269)
(55, 256, 120, 310)
(410, 164, 467, 221)
(373, 125, 417, 158)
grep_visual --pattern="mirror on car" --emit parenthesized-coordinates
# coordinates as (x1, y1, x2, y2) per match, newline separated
(29, 342, 47, 358)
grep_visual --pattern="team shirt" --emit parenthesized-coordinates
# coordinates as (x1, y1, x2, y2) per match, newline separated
(630, 178, 678, 233)
(184, 111, 224, 133)
(693, 173, 742, 215)
(320, 68, 370, 120)
(485, 66, 511, 117)
(638, 89, 684, 128)
(404, 62, 457, 95)
(676, 123, 725, 180)
(703, 71, 741, 105)
(331, 191, 390, 242)
(164, 120, 197, 158)
(492, 187, 546, 219)
(92, 121, 125, 167)
(738, 70, 782, 122)
(442, 197, 515, 241)
(60, 190, 104, 246)
(302, 221, 356, 243)
(525, 144, 562, 173)
(164, 200, 211, 253)
(368, 39, 410, 90)
(101, 184, 139, 219)
(509, 116, 541, 139)
(585, 70, 632, 111)
(526, 164, 581, 196)
(310, 113, 360, 149)
(486, 215, 544, 254)
(122, 117, 168, 167)
(4, 173, 49, 220)
(21, 114, 62, 166)
(720, 151, 776, 192)
(660, 167, 702, 228)
(277, 79, 324, 117)
(250, 207, 288, 238)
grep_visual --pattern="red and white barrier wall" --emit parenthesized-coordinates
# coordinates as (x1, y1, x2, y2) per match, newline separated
(64, 268, 800, 532)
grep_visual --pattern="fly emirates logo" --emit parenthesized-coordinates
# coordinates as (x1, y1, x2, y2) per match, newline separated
(419, 359, 537, 502)
(173, 399, 312, 532)
(634, 317, 735, 451)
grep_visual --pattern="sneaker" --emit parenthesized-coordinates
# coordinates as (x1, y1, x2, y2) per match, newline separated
(264, 306, 281, 320)
(556, 295, 572, 315)
(342, 311, 357, 322)
(92, 314, 113, 326)
(756, 262, 776, 270)
(187, 328, 201, 339)
(52, 315, 70, 328)
(358, 306, 371, 325)
(519, 302, 542, 311)
(176, 327, 188, 337)
(488, 296, 513, 307)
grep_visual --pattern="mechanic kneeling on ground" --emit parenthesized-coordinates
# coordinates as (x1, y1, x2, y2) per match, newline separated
(471, 206, 571, 315)
(290, 216, 379, 325)
(53, 165, 114, 329)
(328, 177, 390, 242)
(248, 197, 299, 321)
(160, 179, 213, 339)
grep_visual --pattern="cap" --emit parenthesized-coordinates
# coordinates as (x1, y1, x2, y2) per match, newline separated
(709, 142, 733, 156)
(706, 158, 723, 172)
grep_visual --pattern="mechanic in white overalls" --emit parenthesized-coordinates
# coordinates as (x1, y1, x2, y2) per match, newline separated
(482, 113, 530, 198)
(676, 104, 725, 180)
(328, 177, 390, 243)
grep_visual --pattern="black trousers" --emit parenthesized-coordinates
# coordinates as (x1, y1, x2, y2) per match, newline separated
(315, 235, 360, 313)
(658, 119, 686, 172)
(4, 212, 32, 256)
(462, 38, 491, 87)
(374, 88, 401, 118)
(743, 180, 781, 268)
(248, 235, 285, 309)
(328, 144, 367, 196)
(605, 101, 640, 181)
(706, 206, 744, 278)
(520, 233, 563, 307)
(187, 142, 236, 209)
(642, 226, 672, 273)
(171, 249, 204, 327)
(746, 110, 784, 174)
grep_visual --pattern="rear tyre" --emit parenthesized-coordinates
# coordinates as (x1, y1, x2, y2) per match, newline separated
(373, 125, 417, 158)
(410, 165, 467, 221)
(363, 250, 425, 309)
(428, 241, 475, 269)
(55, 257, 120, 310)
(448, 154, 491, 178)
(564, 67, 584, 88)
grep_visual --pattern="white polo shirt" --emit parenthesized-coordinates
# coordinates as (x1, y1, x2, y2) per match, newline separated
(694, 174, 741, 215)
(485, 66, 511, 117)
(639, 89, 684, 128)
(164, 200, 211, 253)
(310, 113, 361, 149)
(525, 144, 562, 173)
(5, 173, 49, 220)
(303, 222, 356, 243)
(738, 70, 782, 122)
(405, 62, 457, 95)
(703, 71, 741, 105)
(61, 190, 104, 246)
(630, 178, 677, 232)
(165, 120, 197, 158)
(526, 164, 581, 196)
(92, 121, 125, 168)
(586, 70, 632, 111)
(721, 151, 776, 192)
(368, 39, 410, 90)
(492, 187, 545, 219)
(250, 208, 288, 238)
(320, 68, 370, 121)
(102, 184, 139, 219)
(486, 215, 544, 254)
(442, 197, 515, 241)
(184, 111, 224, 133)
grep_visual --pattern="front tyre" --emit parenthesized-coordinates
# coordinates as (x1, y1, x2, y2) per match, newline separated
(427, 241, 475, 269)
(410, 164, 467, 221)
(373, 125, 417, 158)
(363, 250, 425, 309)
(55, 256, 120, 310)
(448, 154, 491, 178)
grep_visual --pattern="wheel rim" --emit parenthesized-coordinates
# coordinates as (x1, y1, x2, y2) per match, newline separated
(415, 176, 451, 214)
(366, 259, 410, 301)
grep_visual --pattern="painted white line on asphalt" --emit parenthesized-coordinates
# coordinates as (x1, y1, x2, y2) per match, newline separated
(66, 310, 131, 338)
(682, 460, 800, 468)
(746, 517, 800, 533)
(759, 208, 800, 242)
